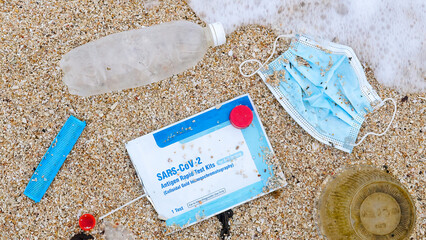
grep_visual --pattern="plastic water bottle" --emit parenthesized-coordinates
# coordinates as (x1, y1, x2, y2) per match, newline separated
(59, 21, 226, 96)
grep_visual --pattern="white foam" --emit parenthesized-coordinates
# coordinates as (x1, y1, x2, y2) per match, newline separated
(188, 0, 425, 93)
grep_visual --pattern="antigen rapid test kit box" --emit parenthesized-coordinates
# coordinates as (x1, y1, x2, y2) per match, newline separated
(126, 94, 286, 231)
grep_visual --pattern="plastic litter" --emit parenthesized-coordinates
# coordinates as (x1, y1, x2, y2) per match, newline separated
(102, 221, 137, 240)
(24, 115, 86, 203)
(60, 21, 226, 96)
(241, 34, 397, 153)
(99, 194, 146, 220)
(316, 165, 416, 239)
(229, 105, 253, 129)
(79, 214, 96, 231)
(124, 94, 286, 231)
(70, 233, 94, 240)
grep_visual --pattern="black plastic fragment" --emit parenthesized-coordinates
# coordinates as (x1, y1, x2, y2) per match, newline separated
(70, 233, 94, 240)
(216, 209, 234, 240)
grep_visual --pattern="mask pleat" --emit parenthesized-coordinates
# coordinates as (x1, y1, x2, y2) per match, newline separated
(321, 56, 363, 122)
(332, 57, 373, 117)
(272, 53, 354, 133)
(266, 55, 308, 114)
(284, 52, 355, 126)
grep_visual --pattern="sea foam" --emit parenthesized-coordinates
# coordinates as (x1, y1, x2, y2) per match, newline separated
(188, 0, 425, 93)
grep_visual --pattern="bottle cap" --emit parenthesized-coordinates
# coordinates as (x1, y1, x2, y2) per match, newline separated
(79, 214, 96, 231)
(230, 105, 253, 129)
(208, 22, 226, 47)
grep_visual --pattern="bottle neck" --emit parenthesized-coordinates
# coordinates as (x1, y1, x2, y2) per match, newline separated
(203, 27, 215, 47)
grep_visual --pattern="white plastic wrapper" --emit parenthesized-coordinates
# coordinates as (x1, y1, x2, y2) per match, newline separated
(126, 94, 286, 231)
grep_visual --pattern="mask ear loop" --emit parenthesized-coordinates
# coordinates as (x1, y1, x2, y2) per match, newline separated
(239, 34, 294, 77)
(353, 98, 397, 146)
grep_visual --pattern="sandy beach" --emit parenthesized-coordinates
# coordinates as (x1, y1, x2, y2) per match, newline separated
(0, 0, 424, 239)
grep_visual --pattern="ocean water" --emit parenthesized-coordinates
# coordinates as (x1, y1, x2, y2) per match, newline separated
(188, 0, 425, 93)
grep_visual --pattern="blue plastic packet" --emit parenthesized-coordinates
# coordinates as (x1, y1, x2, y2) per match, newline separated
(24, 115, 86, 203)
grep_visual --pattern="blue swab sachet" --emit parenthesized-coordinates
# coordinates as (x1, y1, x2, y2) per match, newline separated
(24, 115, 86, 203)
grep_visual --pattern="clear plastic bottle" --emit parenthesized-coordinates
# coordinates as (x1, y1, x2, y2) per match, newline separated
(59, 21, 226, 97)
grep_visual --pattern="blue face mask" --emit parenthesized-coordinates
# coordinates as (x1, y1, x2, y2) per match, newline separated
(240, 34, 396, 153)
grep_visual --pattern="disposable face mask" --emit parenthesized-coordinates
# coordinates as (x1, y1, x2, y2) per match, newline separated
(240, 34, 396, 153)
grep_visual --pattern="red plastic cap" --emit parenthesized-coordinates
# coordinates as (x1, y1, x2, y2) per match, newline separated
(230, 105, 253, 129)
(79, 214, 96, 231)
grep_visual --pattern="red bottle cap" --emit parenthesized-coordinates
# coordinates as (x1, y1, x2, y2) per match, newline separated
(229, 105, 253, 129)
(79, 214, 96, 231)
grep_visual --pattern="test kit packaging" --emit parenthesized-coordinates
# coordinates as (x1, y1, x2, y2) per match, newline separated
(126, 94, 286, 232)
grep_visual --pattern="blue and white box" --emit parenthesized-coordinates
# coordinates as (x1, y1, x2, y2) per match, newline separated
(126, 94, 286, 231)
